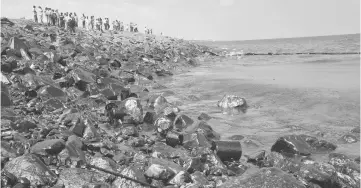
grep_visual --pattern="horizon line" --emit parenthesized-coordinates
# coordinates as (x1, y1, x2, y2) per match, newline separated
(192, 33, 360, 42)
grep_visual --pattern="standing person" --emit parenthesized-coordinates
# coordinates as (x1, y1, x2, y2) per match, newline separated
(37, 6, 43, 24)
(59, 13, 65, 28)
(44, 8, 48, 25)
(134, 24, 138, 32)
(99, 18, 103, 32)
(125, 23, 129, 32)
(52, 10, 57, 26)
(81, 14, 86, 28)
(90, 16, 94, 30)
(85, 16, 90, 30)
(33, 6, 38, 23)
(105, 18, 110, 30)
(55, 10, 60, 26)
(144, 26, 148, 34)
(74, 13, 78, 27)
(129, 22, 133, 32)
(95, 18, 100, 31)
(120, 22, 124, 32)
(67, 13, 76, 33)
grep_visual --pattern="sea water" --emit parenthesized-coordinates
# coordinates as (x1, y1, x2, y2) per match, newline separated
(158, 34, 360, 161)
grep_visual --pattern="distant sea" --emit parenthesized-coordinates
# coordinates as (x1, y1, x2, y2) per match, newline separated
(196, 34, 360, 54)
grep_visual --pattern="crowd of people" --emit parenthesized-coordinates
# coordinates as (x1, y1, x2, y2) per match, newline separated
(32, 5, 155, 34)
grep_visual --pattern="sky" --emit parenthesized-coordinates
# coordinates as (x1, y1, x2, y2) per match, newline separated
(1, 0, 360, 41)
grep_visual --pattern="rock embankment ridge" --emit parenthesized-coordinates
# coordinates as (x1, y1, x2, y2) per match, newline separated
(1, 18, 360, 188)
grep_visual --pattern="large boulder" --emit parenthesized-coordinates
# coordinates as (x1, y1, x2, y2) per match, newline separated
(219, 167, 306, 188)
(217, 94, 248, 114)
(30, 139, 65, 155)
(3, 154, 58, 187)
(271, 135, 336, 157)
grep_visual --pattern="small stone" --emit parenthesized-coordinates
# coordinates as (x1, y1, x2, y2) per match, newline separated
(145, 164, 175, 181)
(121, 125, 138, 137)
(166, 131, 183, 147)
(351, 127, 360, 133)
(339, 134, 359, 144)
(198, 113, 211, 121)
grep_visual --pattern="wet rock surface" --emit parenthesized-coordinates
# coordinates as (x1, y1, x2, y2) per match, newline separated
(0, 18, 358, 188)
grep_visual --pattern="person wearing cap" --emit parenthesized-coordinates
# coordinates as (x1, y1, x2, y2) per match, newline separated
(33, 6, 38, 23)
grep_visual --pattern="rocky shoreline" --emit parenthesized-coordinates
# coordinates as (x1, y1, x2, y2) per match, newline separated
(1, 18, 360, 188)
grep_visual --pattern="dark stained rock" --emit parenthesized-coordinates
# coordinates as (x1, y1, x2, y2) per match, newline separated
(339, 134, 359, 144)
(30, 139, 65, 155)
(1, 170, 18, 187)
(143, 111, 158, 124)
(166, 131, 183, 147)
(219, 167, 306, 188)
(1, 91, 12, 107)
(10, 120, 37, 133)
(197, 121, 221, 141)
(271, 135, 336, 157)
(4, 154, 57, 187)
(69, 119, 86, 137)
(212, 140, 242, 162)
(271, 135, 312, 157)
(38, 85, 66, 98)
